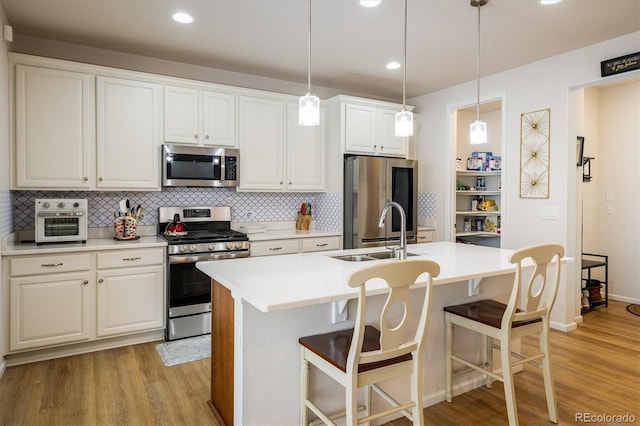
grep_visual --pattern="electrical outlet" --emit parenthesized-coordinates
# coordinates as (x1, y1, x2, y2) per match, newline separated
(331, 300, 348, 324)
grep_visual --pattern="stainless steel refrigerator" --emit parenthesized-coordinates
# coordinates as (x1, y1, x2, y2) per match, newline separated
(343, 155, 418, 249)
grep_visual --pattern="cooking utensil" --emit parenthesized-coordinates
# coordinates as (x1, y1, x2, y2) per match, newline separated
(164, 213, 188, 236)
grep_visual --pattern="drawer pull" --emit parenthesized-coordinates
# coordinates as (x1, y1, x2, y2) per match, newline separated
(316, 243, 328, 247)
(418, 236, 427, 240)
(122, 257, 142, 261)
(269, 247, 283, 251)
(41, 263, 63, 268)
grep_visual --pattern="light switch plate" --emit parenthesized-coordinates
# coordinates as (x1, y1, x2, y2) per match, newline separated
(540, 206, 558, 220)
(606, 203, 614, 214)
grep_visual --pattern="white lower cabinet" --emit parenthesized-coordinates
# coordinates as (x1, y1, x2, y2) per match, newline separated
(250, 236, 340, 257)
(5, 248, 165, 353)
(96, 265, 164, 337)
(10, 271, 91, 351)
(249, 239, 300, 257)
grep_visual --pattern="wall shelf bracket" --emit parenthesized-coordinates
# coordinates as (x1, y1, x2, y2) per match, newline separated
(468, 277, 483, 296)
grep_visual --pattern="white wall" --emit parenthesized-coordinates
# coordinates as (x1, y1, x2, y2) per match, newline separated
(410, 31, 640, 320)
(595, 81, 639, 302)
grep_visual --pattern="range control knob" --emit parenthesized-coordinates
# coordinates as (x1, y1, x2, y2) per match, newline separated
(226, 242, 236, 250)
(189, 245, 197, 252)
(208, 244, 216, 251)
(58, 202, 66, 208)
(179, 246, 187, 253)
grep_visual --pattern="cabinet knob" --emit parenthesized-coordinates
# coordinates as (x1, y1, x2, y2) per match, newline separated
(288, 181, 292, 185)
(194, 134, 199, 139)
(205, 135, 210, 139)
(98, 278, 104, 283)
(280, 181, 283, 185)
(83, 177, 88, 181)
(380, 145, 384, 150)
(373, 145, 377, 149)
(83, 280, 89, 285)
(99, 177, 103, 181)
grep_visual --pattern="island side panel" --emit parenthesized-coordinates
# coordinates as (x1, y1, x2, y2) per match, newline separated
(209, 279, 234, 425)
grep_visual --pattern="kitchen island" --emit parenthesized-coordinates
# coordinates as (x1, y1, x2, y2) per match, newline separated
(197, 241, 573, 425)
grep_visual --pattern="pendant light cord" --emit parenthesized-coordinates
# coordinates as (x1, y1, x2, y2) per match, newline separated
(402, 0, 407, 109)
(307, 0, 312, 94)
(476, 1, 481, 122)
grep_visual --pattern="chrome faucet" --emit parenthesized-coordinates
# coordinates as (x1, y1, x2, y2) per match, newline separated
(378, 201, 407, 260)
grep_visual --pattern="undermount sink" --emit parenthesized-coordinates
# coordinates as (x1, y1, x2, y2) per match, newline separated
(366, 251, 419, 260)
(331, 251, 419, 262)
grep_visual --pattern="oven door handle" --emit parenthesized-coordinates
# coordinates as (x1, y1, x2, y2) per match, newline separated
(168, 252, 248, 264)
(37, 212, 85, 217)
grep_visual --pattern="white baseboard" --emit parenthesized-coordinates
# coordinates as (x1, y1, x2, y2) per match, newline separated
(551, 320, 578, 332)
(609, 294, 640, 304)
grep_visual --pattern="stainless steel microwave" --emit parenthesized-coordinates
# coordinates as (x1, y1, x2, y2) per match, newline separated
(162, 144, 239, 187)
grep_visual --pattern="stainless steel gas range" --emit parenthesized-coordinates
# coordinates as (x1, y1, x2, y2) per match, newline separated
(158, 206, 249, 341)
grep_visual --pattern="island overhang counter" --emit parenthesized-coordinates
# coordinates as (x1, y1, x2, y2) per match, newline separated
(196, 241, 573, 425)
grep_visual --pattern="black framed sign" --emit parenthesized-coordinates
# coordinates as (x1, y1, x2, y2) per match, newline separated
(601, 52, 640, 77)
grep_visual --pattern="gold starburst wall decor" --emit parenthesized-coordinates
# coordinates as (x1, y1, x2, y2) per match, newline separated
(520, 109, 550, 198)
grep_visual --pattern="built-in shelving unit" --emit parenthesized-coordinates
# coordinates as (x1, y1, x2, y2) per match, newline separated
(455, 170, 502, 247)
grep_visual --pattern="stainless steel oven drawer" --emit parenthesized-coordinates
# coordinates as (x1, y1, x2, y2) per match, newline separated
(168, 312, 211, 341)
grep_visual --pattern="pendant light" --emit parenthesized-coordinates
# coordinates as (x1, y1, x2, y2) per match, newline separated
(470, 0, 488, 144)
(299, 0, 320, 126)
(395, 0, 413, 137)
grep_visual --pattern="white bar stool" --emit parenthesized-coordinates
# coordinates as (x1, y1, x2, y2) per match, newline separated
(444, 243, 564, 426)
(299, 259, 440, 425)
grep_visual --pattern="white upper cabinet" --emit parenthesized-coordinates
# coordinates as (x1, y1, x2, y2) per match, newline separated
(238, 97, 326, 192)
(14, 64, 95, 188)
(97, 76, 162, 190)
(329, 95, 411, 158)
(12, 57, 162, 191)
(238, 96, 286, 190)
(164, 85, 237, 147)
(286, 103, 326, 191)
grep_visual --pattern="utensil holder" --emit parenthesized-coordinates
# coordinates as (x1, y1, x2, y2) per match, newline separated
(114, 216, 139, 240)
(296, 213, 312, 230)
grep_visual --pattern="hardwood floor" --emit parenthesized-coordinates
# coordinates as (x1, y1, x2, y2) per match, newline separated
(0, 300, 637, 425)
(385, 300, 640, 426)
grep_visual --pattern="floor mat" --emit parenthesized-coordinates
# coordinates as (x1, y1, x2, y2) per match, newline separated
(155, 334, 211, 366)
(625, 304, 640, 317)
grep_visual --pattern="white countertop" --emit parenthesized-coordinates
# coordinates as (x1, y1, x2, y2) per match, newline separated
(1, 236, 167, 256)
(197, 241, 546, 313)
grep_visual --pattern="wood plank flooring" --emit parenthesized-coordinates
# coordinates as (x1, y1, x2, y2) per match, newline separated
(0, 300, 637, 425)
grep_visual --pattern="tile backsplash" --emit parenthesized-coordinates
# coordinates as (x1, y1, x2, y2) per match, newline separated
(4, 189, 436, 235)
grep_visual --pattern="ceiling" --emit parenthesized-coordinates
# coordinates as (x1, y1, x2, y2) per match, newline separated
(1, 0, 639, 100)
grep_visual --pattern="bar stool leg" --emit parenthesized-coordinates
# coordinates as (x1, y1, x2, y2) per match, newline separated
(300, 350, 309, 426)
(445, 312, 454, 403)
(540, 323, 558, 423)
(500, 340, 519, 426)
(485, 335, 493, 388)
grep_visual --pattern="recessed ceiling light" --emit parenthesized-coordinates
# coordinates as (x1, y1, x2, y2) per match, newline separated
(172, 12, 194, 24)
(386, 61, 401, 70)
(540, 0, 562, 5)
(360, 0, 382, 7)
